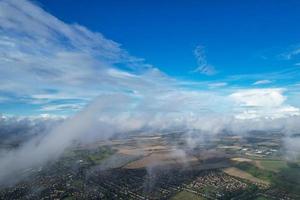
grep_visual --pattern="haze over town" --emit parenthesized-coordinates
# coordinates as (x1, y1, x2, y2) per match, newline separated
(0, 0, 300, 199)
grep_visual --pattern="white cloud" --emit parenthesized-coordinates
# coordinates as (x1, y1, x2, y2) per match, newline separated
(230, 88, 300, 119)
(192, 45, 217, 75)
(208, 82, 228, 88)
(234, 106, 300, 120)
(253, 79, 272, 85)
(0, 0, 161, 111)
(282, 48, 300, 60)
(40, 104, 85, 112)
(0, 0, 229, 183)
(230, 88, 286, 107)
(0, 0, 300, 185)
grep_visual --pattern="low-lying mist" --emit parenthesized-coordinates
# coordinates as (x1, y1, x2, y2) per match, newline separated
(0, 93, 300, 186)
(0, 0, 300, 187)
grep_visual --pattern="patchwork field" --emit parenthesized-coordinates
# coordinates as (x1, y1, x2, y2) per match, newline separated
(255, 160, 287, 172)
(1, 132, 299, 199)
(171, 191, 203, 200)
(223, 167, 269, 186)
(124, 151, 198, 169)
(231, 157, 253, 162)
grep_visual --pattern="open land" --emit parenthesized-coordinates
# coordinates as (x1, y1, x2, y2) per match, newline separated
(0, 131, 300, 199)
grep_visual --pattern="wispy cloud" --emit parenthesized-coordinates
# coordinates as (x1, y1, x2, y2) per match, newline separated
(253, 79, 272, 85)
(0, 0, 166, 114)
(208, 82, 228, 88)
(227, 67, 300, 84)
(0, 0, 300, 185)
(281, 47, 300, 60)
(40, 104, 85, 112)
(192, 45, 217, 75)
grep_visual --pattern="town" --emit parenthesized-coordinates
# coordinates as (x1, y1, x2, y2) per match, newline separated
(0, 131, 299, 200)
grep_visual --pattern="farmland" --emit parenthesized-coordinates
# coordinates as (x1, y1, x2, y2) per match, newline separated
(0, 131, 299, 199)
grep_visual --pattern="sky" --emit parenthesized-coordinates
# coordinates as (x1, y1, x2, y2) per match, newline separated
(0, 0, 300, 119)
(36, 0, 300, 77)
(1, 0, 300, 184)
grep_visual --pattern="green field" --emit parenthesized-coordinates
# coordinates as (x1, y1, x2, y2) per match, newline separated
(87, 147, 116, 164)
(236, 161, 300, 198)
(254, 196, 268, 200)
(61, 146, 116, 165)
(234, 162, 274, 182)
(272, 163, 300, 197)
(258, 160, 287, 172)
(171, 191, 204, 200)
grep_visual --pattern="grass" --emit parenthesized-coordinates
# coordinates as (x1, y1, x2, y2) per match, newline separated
(60, 146, 116, 166)
(237, 161, 300, 197)
(258, 160, 287, 172)
(223, 167, 269, 185)
(171, 191, 204, 200)
(234, 162, 274, 182)
(88, 147, 115, 164)
(272, 163, 300, 196)
(201, 185, 216, 196)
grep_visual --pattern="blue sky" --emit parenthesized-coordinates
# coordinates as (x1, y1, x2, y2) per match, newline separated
(37, 0, 300, 78)
(2, 0, 300, 184)
(0, 0, 300, 119)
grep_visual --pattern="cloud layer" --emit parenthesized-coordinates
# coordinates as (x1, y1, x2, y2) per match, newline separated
(0, 0, 300, 185)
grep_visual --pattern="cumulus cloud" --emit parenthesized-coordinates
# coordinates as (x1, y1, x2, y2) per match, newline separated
(230, 88, 300, 119)
(230, 88, 286, 107)
(0, 0, 300, 185)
